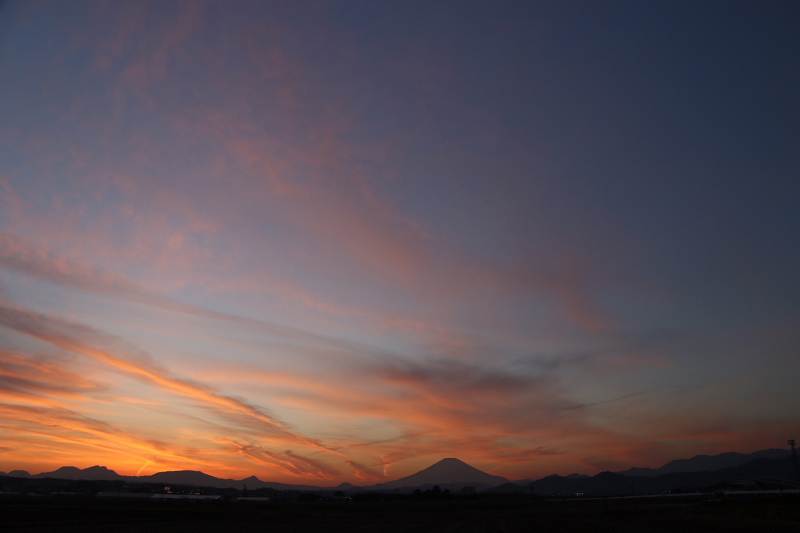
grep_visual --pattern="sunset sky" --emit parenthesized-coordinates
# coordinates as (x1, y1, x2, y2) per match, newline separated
(0, 0, 798, 484)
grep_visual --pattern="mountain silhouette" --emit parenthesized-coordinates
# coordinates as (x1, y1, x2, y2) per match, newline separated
(6, 448, 797, 495)
(616, 449, 791, 476)
(30, 465, 123, 481)
(80, 465, 124, 480)
(143, 470, 226, 486)
(373, 458, 509, 489)
(533, 456, 799, 496)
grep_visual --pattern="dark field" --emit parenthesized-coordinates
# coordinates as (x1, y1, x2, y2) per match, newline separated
(3, 496, 800, 532)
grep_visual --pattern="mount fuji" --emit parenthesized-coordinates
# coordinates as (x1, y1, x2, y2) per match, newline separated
(372, 458, 509, 489)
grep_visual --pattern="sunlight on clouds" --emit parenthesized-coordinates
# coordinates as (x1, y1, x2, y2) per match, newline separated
(0, 0, 796, 483)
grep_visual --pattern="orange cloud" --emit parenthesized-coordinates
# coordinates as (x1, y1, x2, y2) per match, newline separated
(0, 304, 337, 454)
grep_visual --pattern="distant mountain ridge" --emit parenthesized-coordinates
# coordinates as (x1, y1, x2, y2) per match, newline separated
(1, 466, 323, 491)
(0, 458, 510, 493)
(615, 448, 791, 477)
(3, 448, 797, 494)
(533, 456, 800, 496)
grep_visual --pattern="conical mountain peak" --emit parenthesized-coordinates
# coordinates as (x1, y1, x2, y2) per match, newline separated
(423, 458, 486, 474)
(433, 458, 469, 466)
(378, 457, 510, 489)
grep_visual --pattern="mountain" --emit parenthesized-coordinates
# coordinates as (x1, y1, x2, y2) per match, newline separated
(617, 449, 791, 477)
(80, 465, 125, 480)
(37, 466, 83, 479)
(143, 470, 230, 487)
(372, 458, 509, 490)
(36, 466, 83, 479)
(29, 465, 123, 481)
(7, 448, 797, 495)
(532, 456, 800, 496)
(139, 471, 323, 491)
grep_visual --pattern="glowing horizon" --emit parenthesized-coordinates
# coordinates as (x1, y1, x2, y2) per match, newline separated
(0, 1, 797, 484)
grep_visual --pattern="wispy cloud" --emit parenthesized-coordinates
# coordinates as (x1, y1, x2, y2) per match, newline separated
(0, 232, 383, 352)
(0, 304, 334, 453)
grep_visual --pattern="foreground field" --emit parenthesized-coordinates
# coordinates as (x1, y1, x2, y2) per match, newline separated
(2, 495, 800, 532)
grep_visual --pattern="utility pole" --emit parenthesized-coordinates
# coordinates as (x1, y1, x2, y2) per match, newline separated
(789, 439, 800, 482)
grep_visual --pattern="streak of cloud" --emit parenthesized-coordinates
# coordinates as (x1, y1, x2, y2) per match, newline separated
(0, 232, 384, 352)
(0, 304, 333, 453)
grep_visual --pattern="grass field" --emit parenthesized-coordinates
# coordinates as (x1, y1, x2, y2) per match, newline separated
(3, 495, 800, 532)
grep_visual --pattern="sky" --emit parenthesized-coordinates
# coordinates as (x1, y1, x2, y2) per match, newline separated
(0, 0, 798, 485)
